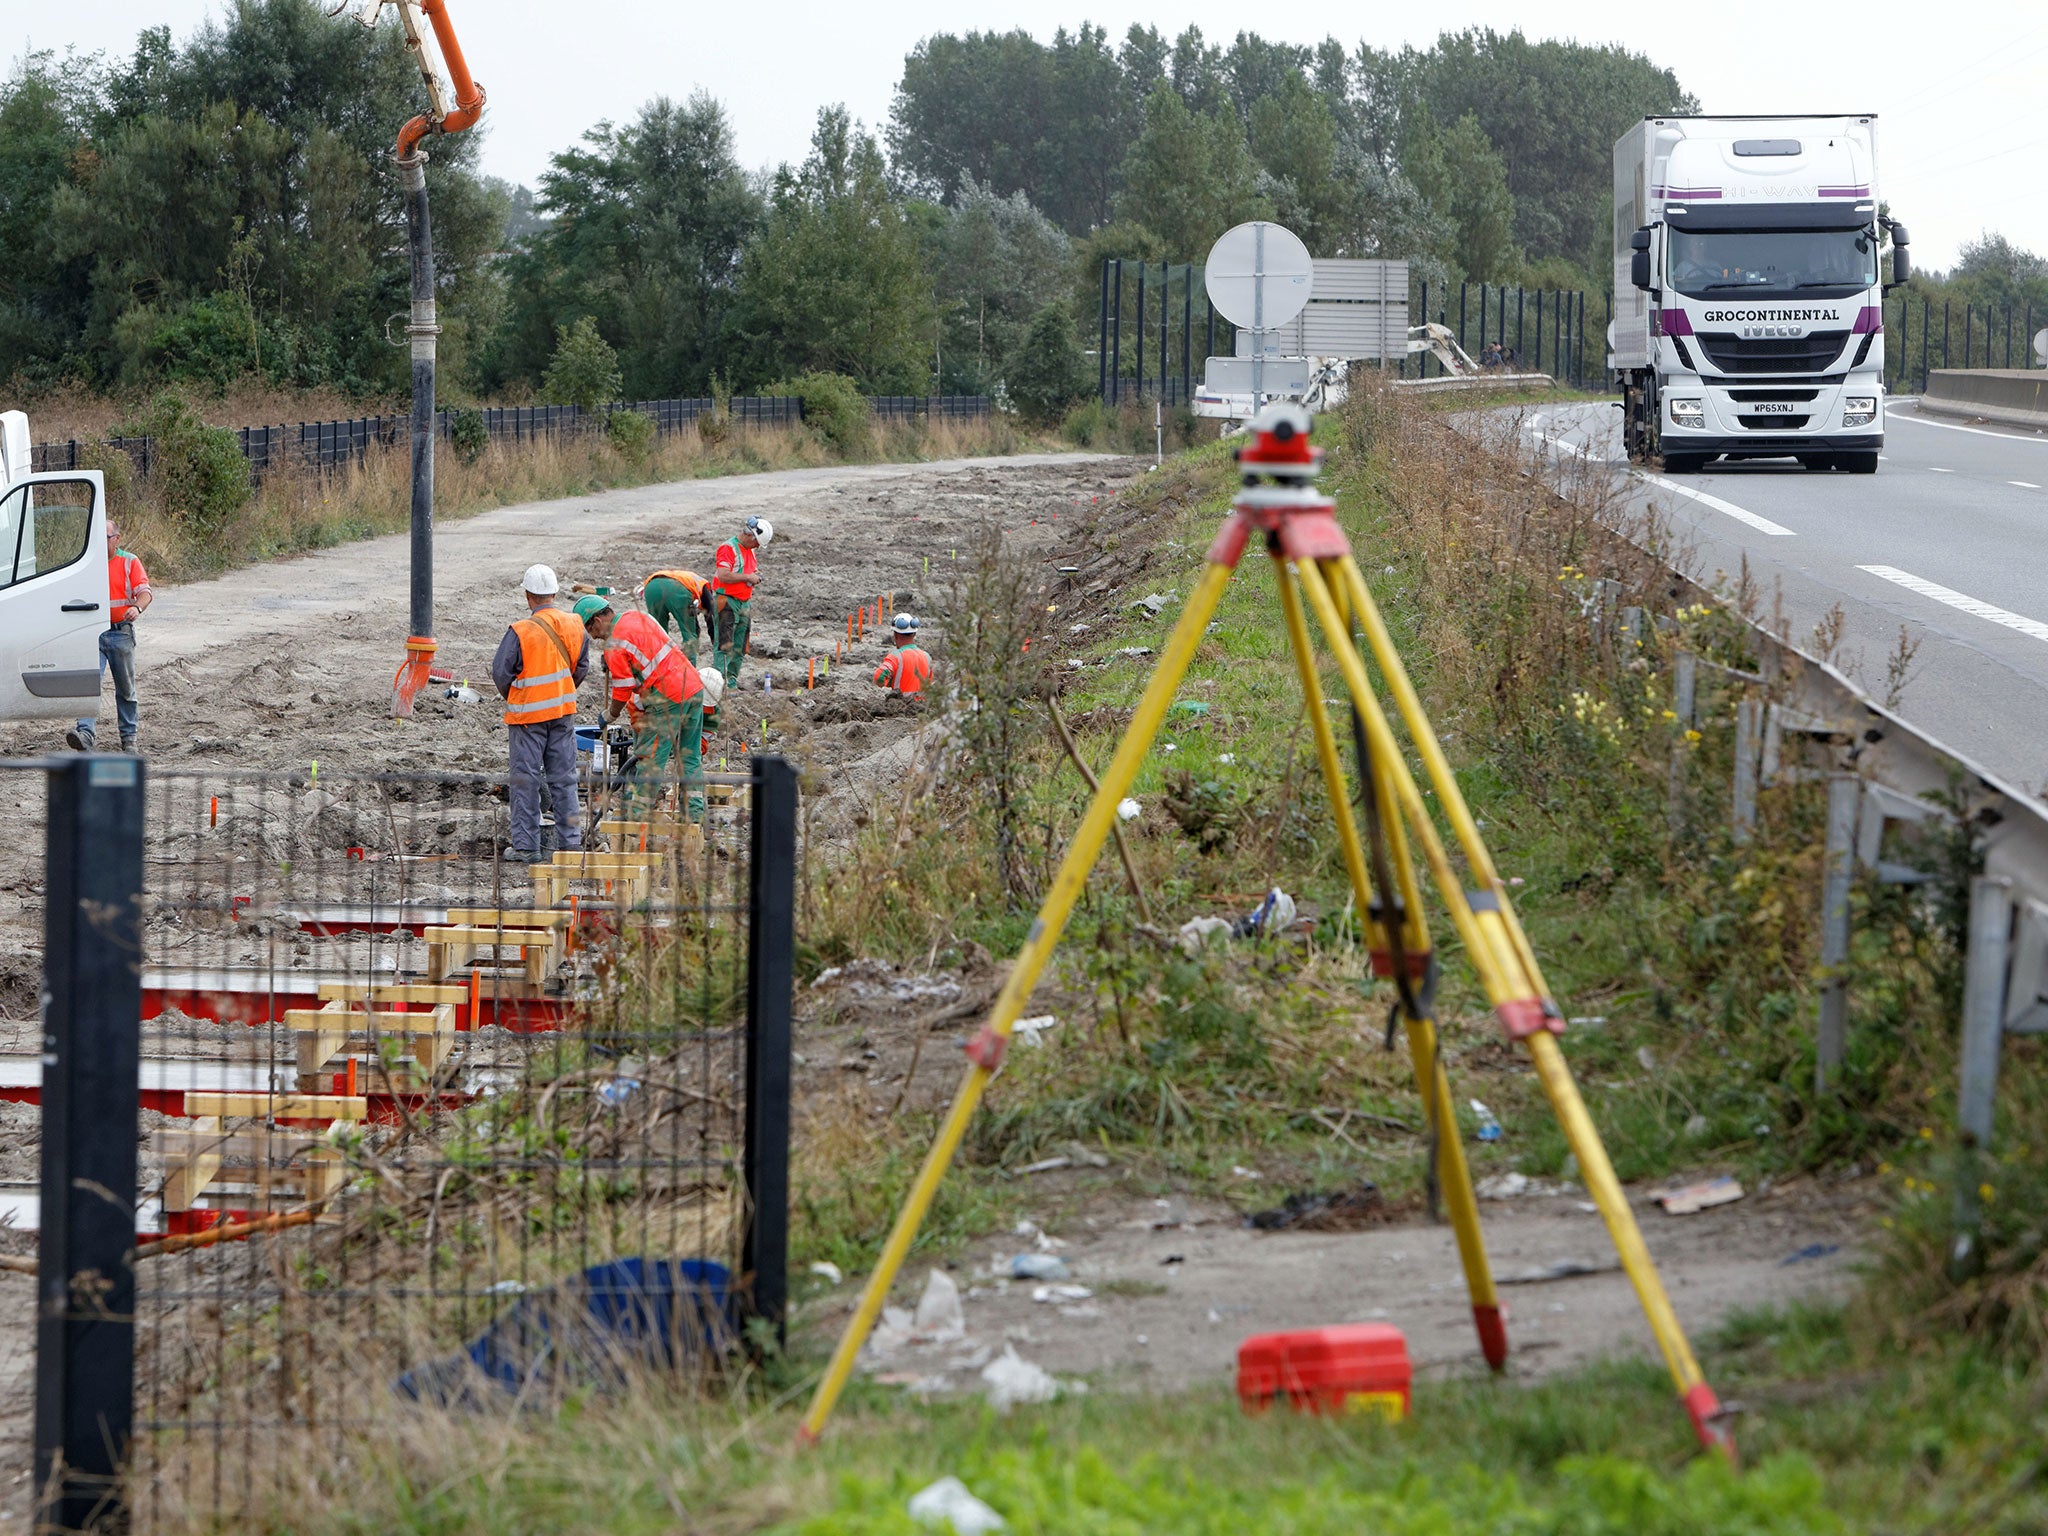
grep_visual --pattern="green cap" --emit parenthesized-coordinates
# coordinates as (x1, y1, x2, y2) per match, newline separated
(572, 595, 612, 623)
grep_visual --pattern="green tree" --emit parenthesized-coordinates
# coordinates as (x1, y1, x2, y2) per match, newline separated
(1118, 84, 1266, 259)
(0, 53, 98, 383)
(1402, 108, 1517, 281)
(729, 107, 935, 392)
(541, 316, 623, 412)
(1005, 302, 1087, 422)
(930, 180, 1070, 394)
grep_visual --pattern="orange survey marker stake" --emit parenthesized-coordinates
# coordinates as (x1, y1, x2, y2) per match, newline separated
(209, 795, 218, 829)
(808, 657, 816, 690)
(345, 1057, 359, 1098)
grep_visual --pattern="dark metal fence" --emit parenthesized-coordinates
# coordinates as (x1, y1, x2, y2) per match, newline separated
(1881, 292, 2048, 395)
(27, 395, 993, 484)
(25, 752, 796, 1531)
(1094, 257, 1593, 403)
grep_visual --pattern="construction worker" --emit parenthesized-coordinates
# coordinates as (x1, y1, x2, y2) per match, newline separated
(710, 515, 771, 688)
(575, 596, 708, 820)
(492, 565, 591, 862)
(642, 568, 710, 660)
(872, 613, 933, 697)
(65, 520, 151, 754)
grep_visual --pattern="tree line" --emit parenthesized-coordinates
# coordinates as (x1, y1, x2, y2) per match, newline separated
(5, 3, 2044, 421)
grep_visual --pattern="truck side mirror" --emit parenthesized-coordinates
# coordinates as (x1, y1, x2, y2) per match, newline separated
(1891, 245, 1910, 286)
(1629, 229, 1651, 252)
(1630, 250, 1652, 290)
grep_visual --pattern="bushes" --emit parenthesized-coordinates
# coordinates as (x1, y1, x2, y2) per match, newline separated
(604, 407, 655, 463)
(447, 407, 488, 466)
(541, 317, 623, 413)
(766, 371, 873, 458)
(125, 392, 249, 539)
(1005, 302, 1087, 422)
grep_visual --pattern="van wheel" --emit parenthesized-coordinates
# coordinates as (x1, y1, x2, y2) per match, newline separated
(1841, 451, 1879, 475)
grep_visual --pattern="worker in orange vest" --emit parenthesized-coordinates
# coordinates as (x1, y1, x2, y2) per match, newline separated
(710, 515, 771, 687)
(491, 565, 591, 861)
(65, 520, 151, 754)
(576, 597, 708, 820)
(643, 568, 710, 661)
(872, 613, 933, 696)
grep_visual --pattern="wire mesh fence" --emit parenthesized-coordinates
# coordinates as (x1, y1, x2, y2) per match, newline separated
(24, 752, 793, 1532)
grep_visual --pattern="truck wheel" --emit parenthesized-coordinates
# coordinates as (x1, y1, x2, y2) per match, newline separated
(1842, 451, 1879, 475)
(1661, 453, 1706, 475)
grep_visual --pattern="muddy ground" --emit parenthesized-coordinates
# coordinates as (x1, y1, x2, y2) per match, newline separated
(0, 447, 1869, 1517)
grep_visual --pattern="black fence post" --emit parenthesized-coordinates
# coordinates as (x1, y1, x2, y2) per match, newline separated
(1458, 282, 1468, 356)
(1181, 266, 1192, 404)
(1922, 297, 1931, 391)
(743, 755, 796, 1344)
(1110, 261, 1122, 406)
(1418, 281, 1429, 377)
(1204, 295, 1215, 371)
(35, 754, 146, 1533)
(1158, 260, 1169, 403)
(1097, 261, 1109, 401)
(1516, 286, 1525, 362)
(1135, 265, 1146, 400)
(1534, 290, 1544, 373)
(1478, 284, 1488, 358)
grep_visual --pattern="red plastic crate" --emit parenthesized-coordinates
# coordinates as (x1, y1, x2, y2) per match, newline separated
(1236, 1323, 1412, 1422)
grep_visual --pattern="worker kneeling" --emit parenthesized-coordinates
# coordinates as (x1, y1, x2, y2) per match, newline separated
(577, 597, 709, 822)
(872, 613, 933, 696)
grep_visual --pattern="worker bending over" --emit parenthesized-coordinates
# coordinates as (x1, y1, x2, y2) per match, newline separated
(711, 515, 771, 688)
(872, 613, 933, 696)
(576, 597, 709, 822)
(643, 568, 710, 661)
(493, 565, 590, 862)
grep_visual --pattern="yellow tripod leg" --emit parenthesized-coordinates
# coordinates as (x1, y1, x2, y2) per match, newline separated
(798, 559, 1238, 1444)
(1285, 557, 1506, 1370)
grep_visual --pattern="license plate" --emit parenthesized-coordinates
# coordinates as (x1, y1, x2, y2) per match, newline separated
(1751, 402, 1797, 414)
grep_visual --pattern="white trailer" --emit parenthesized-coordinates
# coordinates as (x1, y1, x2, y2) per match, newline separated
(1614, 115, 1908, 473)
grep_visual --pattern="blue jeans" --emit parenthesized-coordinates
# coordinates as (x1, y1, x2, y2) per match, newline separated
(78, 625, 137, 744)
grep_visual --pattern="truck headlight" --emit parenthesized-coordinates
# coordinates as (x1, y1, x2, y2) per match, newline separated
(1669, 399, 1704, 425)
(1843, 396, 1877, 427)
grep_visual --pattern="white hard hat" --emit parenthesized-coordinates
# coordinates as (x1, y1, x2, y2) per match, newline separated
(698, 670, 724, 708)
(891, 612, 918, 634)
(746, 515, 774, 547)
(521, 564, 559, 595)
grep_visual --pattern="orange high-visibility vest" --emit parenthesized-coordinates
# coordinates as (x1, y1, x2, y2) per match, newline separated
(109, 550, 150, 623)
(648, 569, 710, 600)
(873, 645, 933, 696)
(503, 607, 586, 726)
(606, 608, 700, 707)
(712, 539, 756, 601)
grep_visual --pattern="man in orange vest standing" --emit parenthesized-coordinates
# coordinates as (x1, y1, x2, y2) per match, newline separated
(642, 568, 710, 661)
(872, 613, 933, 697)
(65, 520, 151, 754)
(575, 596, 708, 821)
(710, 515, 770, 688)
(491, 564, 592, 862)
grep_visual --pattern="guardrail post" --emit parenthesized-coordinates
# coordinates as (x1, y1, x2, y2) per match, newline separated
(1951, 875, 2013, 1279)
(35, 755, 146, 1533)
(1814, 773, 1862, 1092)
(743, 755, 797, 1345)
(1732, 697, 1761, 845)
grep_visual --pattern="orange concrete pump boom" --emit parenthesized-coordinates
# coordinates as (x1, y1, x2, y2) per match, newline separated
(395, 0, 485, 157)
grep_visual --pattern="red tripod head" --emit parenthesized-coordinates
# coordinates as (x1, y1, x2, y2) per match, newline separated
(1234, 403, 1323, 481)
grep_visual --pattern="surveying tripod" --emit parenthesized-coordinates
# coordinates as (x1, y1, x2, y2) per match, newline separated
(799, 404, 1733, 1459)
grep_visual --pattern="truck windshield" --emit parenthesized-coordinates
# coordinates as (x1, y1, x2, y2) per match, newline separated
(1668, 227, 1876, 299)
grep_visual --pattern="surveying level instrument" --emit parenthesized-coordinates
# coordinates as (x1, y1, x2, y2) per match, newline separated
(799, 404, 1734, 1459)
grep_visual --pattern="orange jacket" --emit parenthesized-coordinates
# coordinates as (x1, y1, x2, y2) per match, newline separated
(109, 550, 150, 623)
(503, 607, 586, 726)
(712, 539, 756, 601)
(873, 645, 933, 696)
(606, 608, 701, 707)
(648, 569, 710, 600)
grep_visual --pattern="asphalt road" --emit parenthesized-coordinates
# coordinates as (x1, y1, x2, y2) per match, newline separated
(1520, 398, 2048, 798)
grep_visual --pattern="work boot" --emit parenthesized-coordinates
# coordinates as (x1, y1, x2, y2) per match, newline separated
(120, 737, 137, 755)
(64, 728, 93, 753)
(501, 846, 538, 864)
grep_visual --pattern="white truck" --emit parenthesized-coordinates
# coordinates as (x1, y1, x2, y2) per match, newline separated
(1614, 115, 1908, 474)
(0, 410, 115, 720)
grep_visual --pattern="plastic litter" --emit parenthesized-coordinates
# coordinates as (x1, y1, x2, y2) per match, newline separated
(1177, 915, 1234, 954)
(1012, 1014, 1059, 1047)
(908, 1476, 1006, 1534)
(1235, 887, 1297, 938)
(1218, 753, 1236, 765)
(809, 1261, 844, 1285)
(594, 1076, 641, 1107)
(1780, 1243, 1840, 1267)
(1009, 1253, 1071, 1281)
(1133, 592, 1171, 617)
(1498, 1257, 1619, 1285)
(1470, 1100, 1503, 1142)
(1654, 1176, 1745, 1215)
(1017, 1156, 1071, 1175)
(444, 684, 481, 704)
(980, 1345, 1058, 1411)
(1476, 1172, 1530, 1200)
(1245, 1181, 1385, 1232)
(1031, 1283, 1093, 1304)
(1116, 798, 1141, 822)
(913, 1268, 966, 1341)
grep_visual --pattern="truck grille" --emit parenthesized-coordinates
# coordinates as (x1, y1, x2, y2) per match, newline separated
(1696, 331, 1850, 375)
(1737, 414, 1811, 430)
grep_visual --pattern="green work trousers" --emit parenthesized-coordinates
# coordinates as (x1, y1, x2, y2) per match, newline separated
(644, 576, 702, 662)
(712, 592, 751, 688)
(631, 694, 706, 821)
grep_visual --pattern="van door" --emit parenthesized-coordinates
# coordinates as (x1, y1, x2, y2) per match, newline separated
(0, 472, 108, 721)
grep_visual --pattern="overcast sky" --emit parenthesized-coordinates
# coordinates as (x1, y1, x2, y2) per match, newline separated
(24, 1, 2046, 269)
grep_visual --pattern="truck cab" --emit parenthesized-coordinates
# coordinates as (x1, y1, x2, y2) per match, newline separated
(1614, 117, 1908, 474)
(0, 411, 114, 721)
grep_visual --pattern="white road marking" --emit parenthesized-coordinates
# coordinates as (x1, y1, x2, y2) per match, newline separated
(1928, 467, 1954, 473)
(1856, 565, 2048, 644)
(1636, 472, 1796, 536)
(1891, 410, 2048, 445)
(2012, 480, 2042, 489)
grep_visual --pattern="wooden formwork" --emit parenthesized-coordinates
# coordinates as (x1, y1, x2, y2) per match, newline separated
(155, 1092, 368, 1215)
(286, 999, 459, 1080)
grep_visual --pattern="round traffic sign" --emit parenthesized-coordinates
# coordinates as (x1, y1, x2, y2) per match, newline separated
(1204, 222, 1313, 332)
